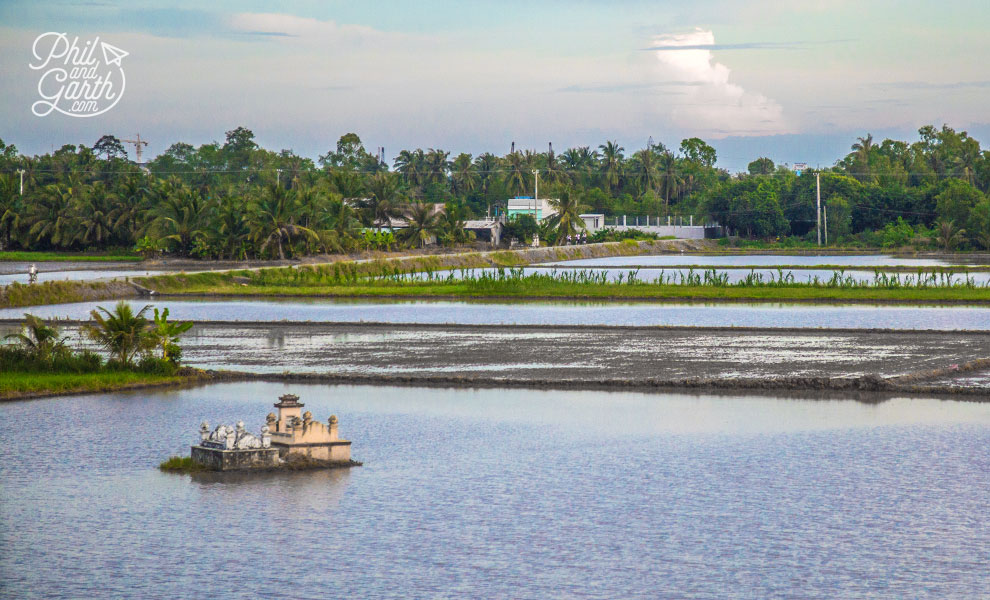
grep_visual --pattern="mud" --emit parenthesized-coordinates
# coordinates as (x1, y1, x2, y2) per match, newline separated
(9, 321, 987, 396)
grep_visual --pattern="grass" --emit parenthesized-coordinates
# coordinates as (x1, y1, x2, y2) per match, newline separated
(134, 265, 990, 304)
(0, 251, 142, 262)
(0, 279, 131, 309)
(159, 456, 207, 472)
(0, 371, 184, 399)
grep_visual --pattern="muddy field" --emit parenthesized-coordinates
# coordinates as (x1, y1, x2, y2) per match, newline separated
(14, 321, 990, 394)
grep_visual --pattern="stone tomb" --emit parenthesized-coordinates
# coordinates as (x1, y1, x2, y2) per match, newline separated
(190, 394, 352, 471)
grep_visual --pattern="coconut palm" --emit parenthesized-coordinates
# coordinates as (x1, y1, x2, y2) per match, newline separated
(473, 153, 500, 194)
(425, 148, 450, 185)
(545, 191, 586, 243)
(398, 201, 443, 248)
(450, 153, 479, 196)
(0, 174, 20, 250)
(503, 152, 529, 196)
(630, 148, 660, 195)
(4, 314, 67, 362)
(73, 181, 117, 247)
(26, 184, 76, 248)
(658, 151, 682, 216)
(598, 141, 624, 193)
(542, 145, 570, 186)
(85, 301, 153, 366)
(149, 181, 211, 255)
(851, 133, 875, 181)
(250, 184, 317, 260)
(936, 219, 966, 251)
(365, 172, 405, 229)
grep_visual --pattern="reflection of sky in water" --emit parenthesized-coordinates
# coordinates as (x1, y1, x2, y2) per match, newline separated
(405, 266, 990, 285)
(4, 298, 990, 331)
(3, 382, 990, 598)
(542, 254, 984, 267)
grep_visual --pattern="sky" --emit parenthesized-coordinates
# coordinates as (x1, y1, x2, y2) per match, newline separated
(1, 0, 988, 172)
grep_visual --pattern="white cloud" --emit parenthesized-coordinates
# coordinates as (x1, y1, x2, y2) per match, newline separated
(651, 29, 789, 137)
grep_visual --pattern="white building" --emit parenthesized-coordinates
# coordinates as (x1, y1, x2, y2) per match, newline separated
(506, 197, 558, 222)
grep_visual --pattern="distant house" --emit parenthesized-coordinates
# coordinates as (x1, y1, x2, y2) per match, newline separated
(506, 197, 558, 222)
(464, 219, 502, 247)
(580, 213, 605, 231)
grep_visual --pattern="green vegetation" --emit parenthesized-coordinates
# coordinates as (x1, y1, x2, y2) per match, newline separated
(1, 304, 194, 398)
(136, 264, 990, 304)
(0, 251, 141, 262)
(0, 279, 130, 310)
(1, 125, 988, 259)
(158, 456, 206, 472)
(1, 371, 183, 397)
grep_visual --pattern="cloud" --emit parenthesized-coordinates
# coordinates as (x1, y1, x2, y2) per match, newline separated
(650, 29, 789, 137)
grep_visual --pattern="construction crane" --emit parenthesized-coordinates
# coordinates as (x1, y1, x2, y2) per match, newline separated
(122, 133, 148, 165)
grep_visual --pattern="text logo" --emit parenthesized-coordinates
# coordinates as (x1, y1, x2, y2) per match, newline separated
(30, 32, 128, 118)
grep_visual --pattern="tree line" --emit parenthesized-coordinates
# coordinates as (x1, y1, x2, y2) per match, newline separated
(1, 124, 988, 258)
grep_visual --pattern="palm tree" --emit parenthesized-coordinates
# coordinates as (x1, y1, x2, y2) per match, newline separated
(73, 181, 116, 247)
(425, 148, 450, 185)
(954, 145, 980, 186)
(473, 153, 500, 194)
(450, 153, 479, 196)
(250, 184, 317, 260)
(0, 174, 21, 250)
(4, 314, 67, 362)
(542, 145, 569, 186)
(598, 141, 625, 193)
(545, 191, 586, 243)
(936, 219, 966, 251)
(851, 133, 875, 182)
(27, 184, 75, 248)
(437, 202, 472, 246)
(398, 201, 442, 248)
(630, 148, 660, 196)
(149, 181, 210, 255)
(365, 173, 405, 229)
(503, 152, 529, 196)
(658, 151, 682, 216)
(85, 301, 153, 366)
(394, 149, 426, 188)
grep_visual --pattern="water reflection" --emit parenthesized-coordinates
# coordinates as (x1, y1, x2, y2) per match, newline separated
(2, 382, 989, 598)
(5, 297, 990, 330)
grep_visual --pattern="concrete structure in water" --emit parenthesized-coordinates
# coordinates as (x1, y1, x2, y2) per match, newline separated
(190, 393, 352, 471)
(266, 393, 352, 463)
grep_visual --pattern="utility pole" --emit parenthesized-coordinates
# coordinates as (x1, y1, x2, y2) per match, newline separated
(824, 205, 829, 246)
(121, 133, 148, 165)
(16, 169, 25, 195)
(532, 170, 540, 221)
(816, 172, 822, 246)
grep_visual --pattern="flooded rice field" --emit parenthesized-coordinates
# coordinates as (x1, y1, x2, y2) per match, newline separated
(5, 297, 990, 331)
(12, 322, 988, 385)
(411, 266, 990, 286)
(2, 382, 989, 598)
(542, 253, 990, 268)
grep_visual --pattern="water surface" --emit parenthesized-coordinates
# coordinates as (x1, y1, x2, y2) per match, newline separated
(2, 382, 988, 598)
(544, 254, 980, 268)
(5, 297, 990, 330)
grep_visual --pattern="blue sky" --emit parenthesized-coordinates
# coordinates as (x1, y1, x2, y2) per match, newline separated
(1, 0, 988, 171)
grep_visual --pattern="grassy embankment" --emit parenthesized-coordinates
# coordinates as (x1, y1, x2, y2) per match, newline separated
(0, 371, 187, 399)
(137, 260, 990, 304)
(0, 251, 141, 262)
(0, 279, 138, 309)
